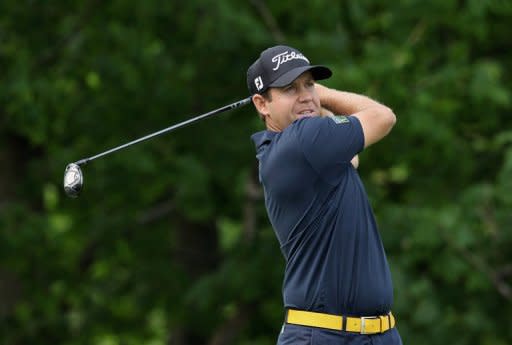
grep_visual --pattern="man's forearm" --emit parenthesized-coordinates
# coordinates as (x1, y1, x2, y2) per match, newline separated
(316, 83, 386, 115)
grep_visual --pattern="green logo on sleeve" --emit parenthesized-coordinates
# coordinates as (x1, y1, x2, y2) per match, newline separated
(330, 115, 350, 124)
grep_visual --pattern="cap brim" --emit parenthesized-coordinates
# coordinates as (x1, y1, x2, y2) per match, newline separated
(269, 65, 332, 88)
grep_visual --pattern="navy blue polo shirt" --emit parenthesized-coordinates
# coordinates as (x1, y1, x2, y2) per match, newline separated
(251, 115, 393, 316)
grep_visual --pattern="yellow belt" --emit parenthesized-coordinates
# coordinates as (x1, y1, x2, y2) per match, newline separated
(286, 309, 396, 334)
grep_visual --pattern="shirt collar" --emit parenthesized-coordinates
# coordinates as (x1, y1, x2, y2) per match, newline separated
(251, 130, 278, 153)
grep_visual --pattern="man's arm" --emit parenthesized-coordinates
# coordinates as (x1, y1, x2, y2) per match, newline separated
(319, 107, 359, 168)
(316, 83, 396, 148)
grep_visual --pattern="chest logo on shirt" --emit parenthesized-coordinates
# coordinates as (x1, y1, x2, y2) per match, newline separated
(329, 115, 350, 124)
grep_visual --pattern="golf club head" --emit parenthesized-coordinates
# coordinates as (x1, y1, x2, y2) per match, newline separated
(63, 163, 83, 198)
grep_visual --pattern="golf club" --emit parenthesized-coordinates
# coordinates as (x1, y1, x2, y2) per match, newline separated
(63, 96, 252, 198)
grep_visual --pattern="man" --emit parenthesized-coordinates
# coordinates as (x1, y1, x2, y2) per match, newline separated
(248, 45, 402, 345)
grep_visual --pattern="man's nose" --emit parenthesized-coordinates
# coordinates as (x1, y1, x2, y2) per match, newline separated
(298, 86, 313, 102)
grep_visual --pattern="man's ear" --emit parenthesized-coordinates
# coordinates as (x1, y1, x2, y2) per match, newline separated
(252, 94, 269, 119)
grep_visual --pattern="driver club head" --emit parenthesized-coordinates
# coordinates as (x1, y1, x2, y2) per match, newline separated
(63, 163, 83, 198)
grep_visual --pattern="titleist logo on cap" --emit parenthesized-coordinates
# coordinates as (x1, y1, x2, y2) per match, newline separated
(272, 51, 310, 71)
(246, 45, 332, 95)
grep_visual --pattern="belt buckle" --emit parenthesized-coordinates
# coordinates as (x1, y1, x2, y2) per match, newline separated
(360, 316, 379, 334)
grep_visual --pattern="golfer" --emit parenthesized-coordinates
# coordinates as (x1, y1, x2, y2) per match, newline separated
(248, 45, 402, 344)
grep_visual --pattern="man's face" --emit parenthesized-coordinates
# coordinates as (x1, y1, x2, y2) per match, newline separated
(256, 71, 321, 132)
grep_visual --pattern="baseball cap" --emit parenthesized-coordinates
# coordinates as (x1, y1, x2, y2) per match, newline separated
(247, 45, 332, 95)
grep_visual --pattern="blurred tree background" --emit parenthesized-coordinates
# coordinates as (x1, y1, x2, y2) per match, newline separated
(1, 0, 511, 344)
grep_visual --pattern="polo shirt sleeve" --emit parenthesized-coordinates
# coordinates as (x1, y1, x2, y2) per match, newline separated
(296, 115, 364, 184)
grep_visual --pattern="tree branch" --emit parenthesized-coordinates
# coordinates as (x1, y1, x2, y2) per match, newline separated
(137, 199, 175, 224)
(249, 0, 285, 43)
(35, 0, 101, 68)
(456, 245, 511, 300)
(444, 234, 512, 301)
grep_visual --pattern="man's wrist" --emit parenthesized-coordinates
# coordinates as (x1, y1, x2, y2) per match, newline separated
(316, 83, 337, 113)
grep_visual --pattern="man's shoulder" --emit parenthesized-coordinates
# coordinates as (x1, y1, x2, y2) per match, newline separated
(292, 115, 355, 128)
(289, 115, 357, 137)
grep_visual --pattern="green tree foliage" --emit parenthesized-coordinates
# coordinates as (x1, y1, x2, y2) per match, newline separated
(1, 1, 511, 344)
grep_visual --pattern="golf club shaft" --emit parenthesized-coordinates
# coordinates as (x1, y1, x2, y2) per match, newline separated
(75, 96, 252, 166)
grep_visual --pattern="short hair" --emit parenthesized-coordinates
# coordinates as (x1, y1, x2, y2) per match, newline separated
(256, 89, 273, 122)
